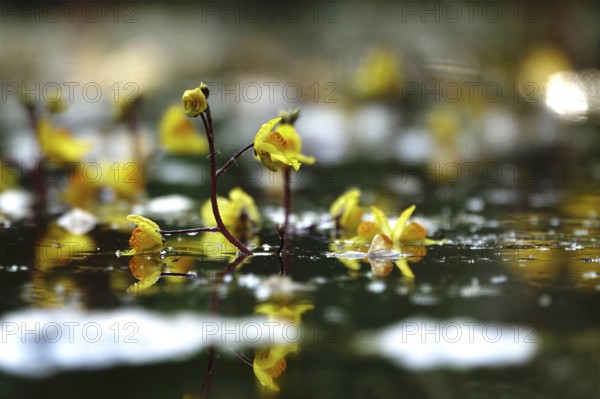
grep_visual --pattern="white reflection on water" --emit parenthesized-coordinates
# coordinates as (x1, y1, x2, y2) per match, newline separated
(0, 308, 297, 378)
(356, 317, 538, 370)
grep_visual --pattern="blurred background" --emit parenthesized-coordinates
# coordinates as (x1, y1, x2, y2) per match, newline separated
(1, 2, 600, 399)
(1, 0, 599, 215)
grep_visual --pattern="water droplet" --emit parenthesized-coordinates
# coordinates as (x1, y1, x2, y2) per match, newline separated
(186, 232, 198, 236)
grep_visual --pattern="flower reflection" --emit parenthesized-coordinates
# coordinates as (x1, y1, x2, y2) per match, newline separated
(253, 297, 313, 393)
(126, 254, 162, 294)
(30, 222, 96, 307)
(36, 222, 96, 271)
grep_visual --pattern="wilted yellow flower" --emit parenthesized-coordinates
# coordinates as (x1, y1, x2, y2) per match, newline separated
(329, 189, 364, 232)
(254, 117, 315, 171)
(37, 118, 90, 164)
(182, 84, 208, 117)
(119, 215, 163, 256)
(159, 105, 208, 154)
(201, 187, 260, 239)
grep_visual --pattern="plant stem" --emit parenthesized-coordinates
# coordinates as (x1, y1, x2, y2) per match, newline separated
(283, 167, 292, 230)
(158, 226, 219, 235)
(201, 106, 252, 255)
(275, 223, 287, 257)
(216, 142, 254, 178)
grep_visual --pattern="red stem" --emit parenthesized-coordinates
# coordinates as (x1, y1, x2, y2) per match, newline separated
(283, 167, 291, 229)
(201, 106, 252, 255)
(216, 142, 254, 178)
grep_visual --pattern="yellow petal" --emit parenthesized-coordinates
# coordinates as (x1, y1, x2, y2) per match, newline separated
(201, 196, 230, 227)
(229, 187, 260, 224)
(371, 206, 392, 237)
(277, 123, 302, 152)
(329, 189, 361, 218)
(124, 215, 163, 255)
(182, 87, 207, 117)
(399, 221, 427, 242)
(126, 270, 161, 294)
(254, 117, 282, 144)
(391, 205, 416, 243)
(159, 105, 207, 154)
(356, 221, 382, 242)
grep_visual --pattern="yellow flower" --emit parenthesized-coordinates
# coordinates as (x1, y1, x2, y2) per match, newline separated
(63, 162, 144, 209)
(356, 205, 437, 247)
(254, 117, 315, 171)
(182, 84, 208, 117)
(201, 187, 260, 239)
(119, 215, 163, 256)
(37, 118, 90, 163)
(329, 189, 364, 232)
(354, 48, 402, 99)
(349, 205, 441, 278)
(159, 105, 208, 154)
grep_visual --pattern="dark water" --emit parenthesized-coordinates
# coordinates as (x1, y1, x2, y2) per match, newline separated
(0, 160, 599, 399)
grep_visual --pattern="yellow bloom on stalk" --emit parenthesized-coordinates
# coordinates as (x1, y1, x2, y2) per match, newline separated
(159, 105, 208, 154)
(182, 84, 208, 117)
(329, 188, 364, 232)
(253, 301, 313, 392)
(201, 187, 260, 239)
(254, 117, 315, 171)
(119, 215, 163, 256)
(36, 118, 90, 164)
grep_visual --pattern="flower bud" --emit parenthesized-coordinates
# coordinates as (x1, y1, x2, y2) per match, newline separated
(182, 86, 208, 117)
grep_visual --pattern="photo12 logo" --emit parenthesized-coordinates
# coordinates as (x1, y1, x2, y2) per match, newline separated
(198, 1, 340, 23)
(1, 81, 140, 104)
(202, 81, 339, 104)
(1, 321, 139, 344)
(399, 1, 542, 24)
(0, 2, 139, 23)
